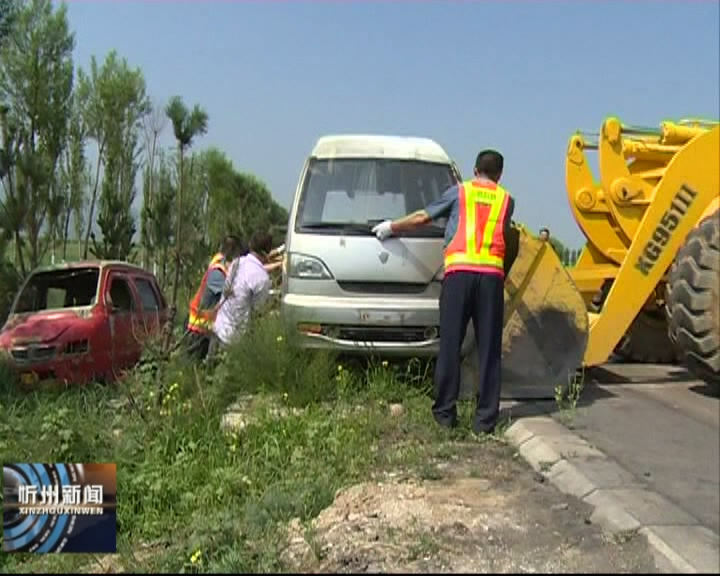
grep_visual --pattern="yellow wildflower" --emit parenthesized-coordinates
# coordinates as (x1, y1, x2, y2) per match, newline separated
(382, 360, 388, 367)
(337, 364, 343, 373)
(276, 335, 283, 343)
(190, 549, 202, 565)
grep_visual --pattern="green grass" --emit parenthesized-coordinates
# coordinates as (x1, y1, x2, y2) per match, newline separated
(0, 314, 483, 574)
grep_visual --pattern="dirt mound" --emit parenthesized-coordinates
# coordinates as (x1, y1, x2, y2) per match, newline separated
(282, 448, 660, 574)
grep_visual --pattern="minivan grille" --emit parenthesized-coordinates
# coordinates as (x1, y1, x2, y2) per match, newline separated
(337, 282, 427, 295)
(334, 326, 430, 343)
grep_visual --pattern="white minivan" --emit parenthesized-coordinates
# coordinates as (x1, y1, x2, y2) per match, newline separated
(281, 134, 461, 356)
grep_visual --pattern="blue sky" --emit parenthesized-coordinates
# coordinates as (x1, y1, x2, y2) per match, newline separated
(63, 0, 719, 247)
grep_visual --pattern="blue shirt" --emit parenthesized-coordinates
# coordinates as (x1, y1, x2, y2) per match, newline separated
(423, 182, 515, 248)
(206, 269, 226, 295)
(199, 263, 227, 309)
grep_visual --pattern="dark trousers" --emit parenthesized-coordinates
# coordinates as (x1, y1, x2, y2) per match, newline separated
(186, 330, 210, 361)
(433, 271, 504, 433)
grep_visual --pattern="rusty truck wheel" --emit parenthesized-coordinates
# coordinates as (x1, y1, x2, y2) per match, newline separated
(666, 210, 720, 385)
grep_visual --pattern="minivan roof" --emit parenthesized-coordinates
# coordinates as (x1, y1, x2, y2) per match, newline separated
(311, 134, 452, 164)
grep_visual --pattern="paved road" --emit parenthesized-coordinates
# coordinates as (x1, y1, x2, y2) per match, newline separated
(556, 363, 719, 535)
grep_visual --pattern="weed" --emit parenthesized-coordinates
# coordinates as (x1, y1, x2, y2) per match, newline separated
(538, 460, 554, 473)
(407, 527, 441, 561)
(0, 313, 459, 573)
(419, 462, 444, 481)
(555, 367, 586, 413)
(612, 528, 639, 545)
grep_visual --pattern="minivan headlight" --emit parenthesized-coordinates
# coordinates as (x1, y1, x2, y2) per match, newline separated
(288, 253, 333, 280)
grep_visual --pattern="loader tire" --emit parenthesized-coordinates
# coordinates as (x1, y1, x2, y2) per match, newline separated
(665, 211, 720, 385)
(614, 308, 678, 364)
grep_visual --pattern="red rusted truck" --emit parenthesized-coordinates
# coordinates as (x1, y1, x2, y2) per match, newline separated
(0, 261, 169, 387)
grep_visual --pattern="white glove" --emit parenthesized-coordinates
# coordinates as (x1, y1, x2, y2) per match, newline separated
(372, 220, 394, 240)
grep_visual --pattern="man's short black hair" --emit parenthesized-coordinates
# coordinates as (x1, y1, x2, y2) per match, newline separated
(249, 230, 273, 255)
(221, 234, 243, 255)
(475, 150, 504, 182)
(539, 227, 550, 235)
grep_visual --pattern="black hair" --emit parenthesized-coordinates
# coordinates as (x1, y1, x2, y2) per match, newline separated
(221, 234, 244, 255)
(475, 150, 504, 182)
(249, 231, 273, 256)
(539, 227, 550, 235)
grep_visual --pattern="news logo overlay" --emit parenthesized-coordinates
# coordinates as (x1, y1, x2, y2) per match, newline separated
(3, 463, 116, 553)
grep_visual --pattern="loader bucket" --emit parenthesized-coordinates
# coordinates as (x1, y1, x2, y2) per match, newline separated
(460, 226, 589, 400)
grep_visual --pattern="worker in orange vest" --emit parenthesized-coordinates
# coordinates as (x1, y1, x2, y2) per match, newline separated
(372, 150, 515, 435)
(185, 234, 244, 360)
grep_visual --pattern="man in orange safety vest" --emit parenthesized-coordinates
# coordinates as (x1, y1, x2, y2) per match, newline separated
(185, 234, 244, 360)
(372, 150, 515, 435)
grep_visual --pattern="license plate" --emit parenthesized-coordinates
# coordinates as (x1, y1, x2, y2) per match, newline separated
(358, 310, 403, 325)
(20, 372, 38, 386)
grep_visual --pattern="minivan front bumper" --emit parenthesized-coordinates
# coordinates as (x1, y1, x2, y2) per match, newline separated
(282, 292, 440, 356)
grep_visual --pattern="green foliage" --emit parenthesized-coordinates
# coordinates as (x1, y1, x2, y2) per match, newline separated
(0, 0, 19, 45)
(0, 0, 75, 273)
(546, 236, 581, 267)
(0, 257, 20, 323)
(165, 96, 208, 150)
(1, 314, 458, 573)
(201, 147, 289, 248)
(58, 90, 88, 260)
(549, 236, 565, 257)
(77, 50, 149, 262)
(0, 4, 288, 298)
(141, 150, 176, 287)
(164, 95, 209, 309)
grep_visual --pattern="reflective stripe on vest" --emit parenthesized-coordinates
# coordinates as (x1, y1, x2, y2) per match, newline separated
(444, 179, 511, 276)
(187, 253, 227, 334)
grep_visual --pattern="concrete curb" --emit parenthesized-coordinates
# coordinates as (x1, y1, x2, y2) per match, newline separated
(504, 416, 720, 574)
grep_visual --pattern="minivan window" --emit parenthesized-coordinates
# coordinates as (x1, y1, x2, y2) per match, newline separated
(14, 268, 100, 314)
(295, 158, 456, 236)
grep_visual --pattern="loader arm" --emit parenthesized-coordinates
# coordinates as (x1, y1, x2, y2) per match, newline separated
(584, 125, 720, 366)
(597, 118, 709, 244)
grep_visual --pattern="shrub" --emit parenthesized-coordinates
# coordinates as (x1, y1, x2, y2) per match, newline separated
(1, 313, 440, 573)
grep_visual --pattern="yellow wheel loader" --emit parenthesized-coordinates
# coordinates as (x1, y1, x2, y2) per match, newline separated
(567, 117, 719, 383)
(462, 116, 718, 398)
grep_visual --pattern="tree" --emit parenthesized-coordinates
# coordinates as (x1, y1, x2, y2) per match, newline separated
(77, 50, 149, 260)
(77, 50, 149, 261)
(548, 236, 566, 259)
(140, 100, 167, 272)
(142, 149, 175, 288)
(165, 95, 208, 310)
(0, 0, 75, 273)
(201, 147, 288, 247)
(59, 90, 87, 260)
(0, 0, 19, 45)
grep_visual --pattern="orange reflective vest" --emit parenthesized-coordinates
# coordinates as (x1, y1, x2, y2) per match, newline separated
(187, 253, 228, 334)
(444, 179, 512, 277)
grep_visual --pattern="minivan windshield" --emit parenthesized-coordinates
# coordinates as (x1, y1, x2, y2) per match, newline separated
(295, 158, 457, 237)
(13, 268, 100, 314)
